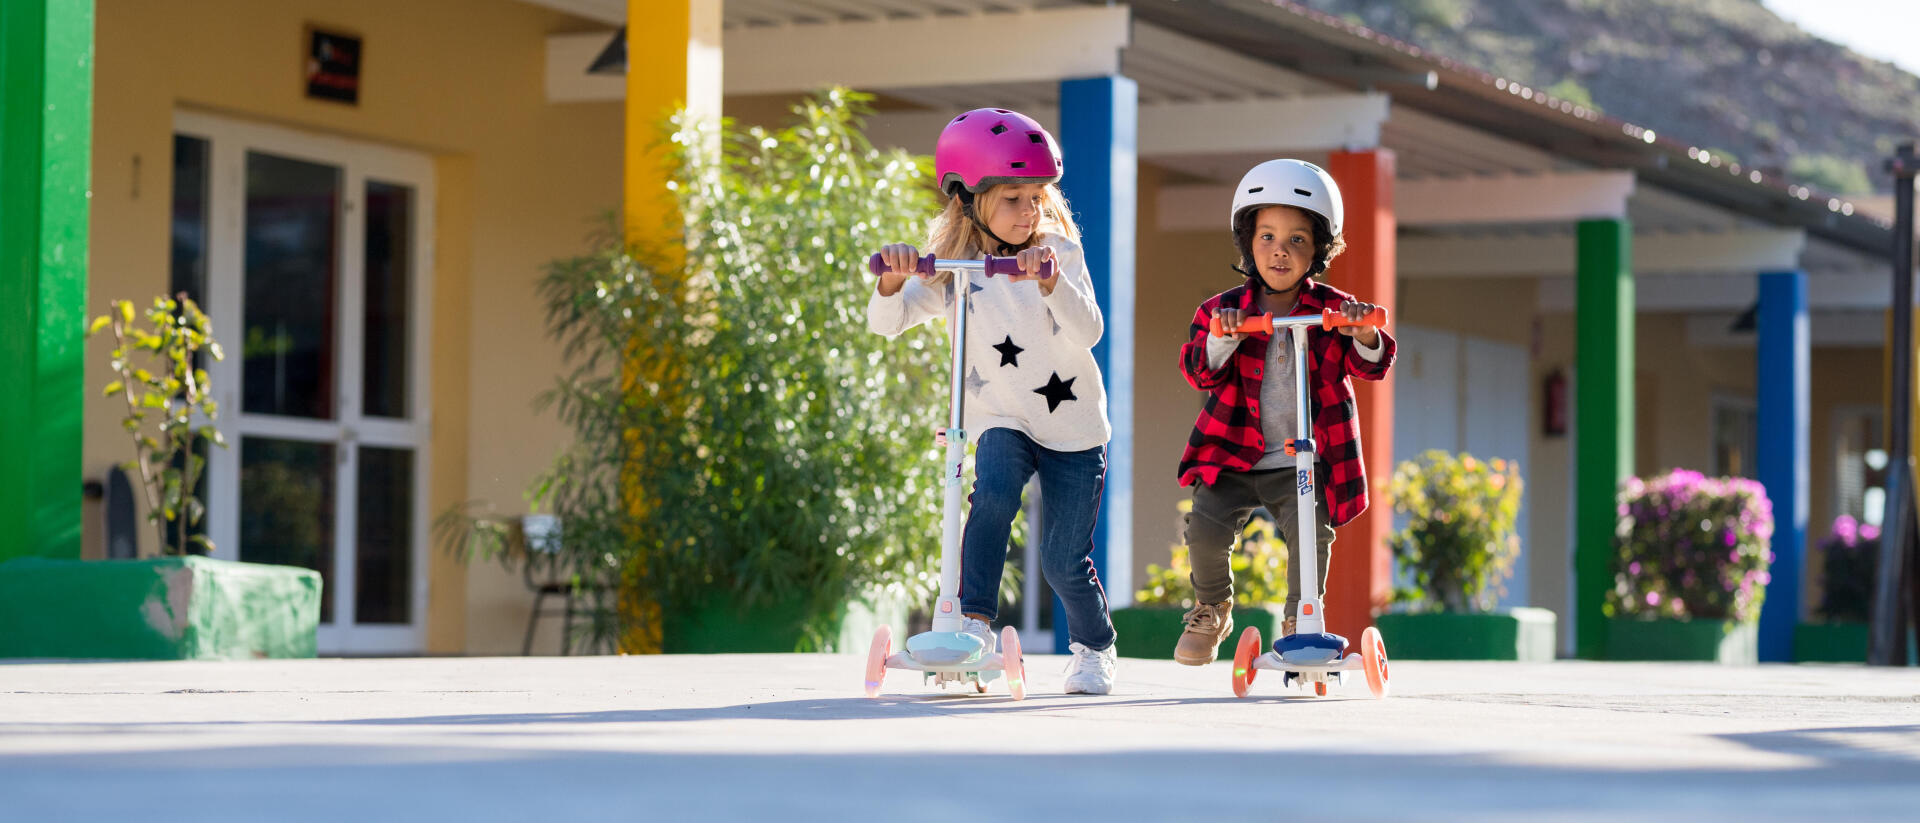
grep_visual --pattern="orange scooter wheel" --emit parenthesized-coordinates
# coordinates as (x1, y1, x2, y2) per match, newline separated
(1361, 626, 1390, 699)
(1232, 626, 1262, 698)
(863, 625, 891, 698)
(1000, 626, 1026, 701)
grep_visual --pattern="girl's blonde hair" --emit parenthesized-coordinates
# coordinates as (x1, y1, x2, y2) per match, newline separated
(921, 183, 1080, 286)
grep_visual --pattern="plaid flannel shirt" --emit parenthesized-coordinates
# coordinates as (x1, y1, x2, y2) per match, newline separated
(1176, 278, 1396, 528)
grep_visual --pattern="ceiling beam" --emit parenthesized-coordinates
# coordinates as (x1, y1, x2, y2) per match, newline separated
(1397, 171, 1634, 225)
(1401, 227, 1807, 278)
(547, 5, 1130, 103)
(859, 93, 1386, 159)
(1160, 169, 1633, 233)
(1535, 269, 1894, 313)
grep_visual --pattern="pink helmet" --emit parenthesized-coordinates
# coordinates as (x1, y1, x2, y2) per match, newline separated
(933, 108, 1063, 197)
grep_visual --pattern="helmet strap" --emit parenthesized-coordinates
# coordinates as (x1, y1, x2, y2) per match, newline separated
(959, 190, 1021, 256)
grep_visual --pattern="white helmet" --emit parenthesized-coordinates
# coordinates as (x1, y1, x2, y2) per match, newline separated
(1229, 159, 1343, 236)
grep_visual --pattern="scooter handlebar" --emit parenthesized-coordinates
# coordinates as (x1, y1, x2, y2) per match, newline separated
(1208, 306, 1391, 337)
(866, 252, 1053, 280)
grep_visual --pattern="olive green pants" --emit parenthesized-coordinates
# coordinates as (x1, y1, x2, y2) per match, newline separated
(1183, 467, 1335, 617)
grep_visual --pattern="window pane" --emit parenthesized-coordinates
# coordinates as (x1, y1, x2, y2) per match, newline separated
(168, 135, 212, 553)
(170, 135, 209, 303)
(243, 151, 339, 419)
(240, 437, 336, 624)
(355, 447, 414, 624)
(363, 181, 413, 418)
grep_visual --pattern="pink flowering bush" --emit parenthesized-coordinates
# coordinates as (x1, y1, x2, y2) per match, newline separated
(1607, 469, 1774, 623)
(1817, 514, 1878, 623)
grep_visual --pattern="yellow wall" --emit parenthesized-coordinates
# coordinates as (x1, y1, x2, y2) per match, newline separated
(87, 0, 621, 654)
(1132, 163, 1251, 589)
(1397, 277, 1562, 622)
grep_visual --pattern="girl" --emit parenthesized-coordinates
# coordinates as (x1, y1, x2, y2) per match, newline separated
(869, 108, 1117, 694)
(1172, 159, 1396, 666)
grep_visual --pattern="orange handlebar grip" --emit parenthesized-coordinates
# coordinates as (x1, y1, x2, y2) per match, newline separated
(1321, 306, 1389, 330)
(1209, 313, 1275, 337)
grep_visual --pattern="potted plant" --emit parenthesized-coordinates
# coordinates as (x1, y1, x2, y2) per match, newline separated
(1375, 450, 1555, 660)
(443, 90, 945, 653)
(1794, 514, 1875, 662)
(1113, 500, 1290, 660)
(0, 295, 321, 660)
(1604, 469, 1773, 663)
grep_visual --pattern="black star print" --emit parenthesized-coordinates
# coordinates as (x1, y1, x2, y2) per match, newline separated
(1033, 372, 1078, 413)
(992, 335, 1024, 368)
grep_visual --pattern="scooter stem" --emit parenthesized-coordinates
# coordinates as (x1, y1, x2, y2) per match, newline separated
(1291, 323, 1327, 637)
(931, 265, 971, 633)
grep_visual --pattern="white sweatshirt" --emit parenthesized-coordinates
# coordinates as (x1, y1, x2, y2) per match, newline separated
(867, 233, 1111, 453)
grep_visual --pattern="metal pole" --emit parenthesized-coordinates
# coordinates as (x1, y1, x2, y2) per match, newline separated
(931, 263, 972, 634)
(1870, 141, 1917, 665)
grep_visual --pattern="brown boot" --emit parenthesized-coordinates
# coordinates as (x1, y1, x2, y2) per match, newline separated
(1174, 601, 1234, 666)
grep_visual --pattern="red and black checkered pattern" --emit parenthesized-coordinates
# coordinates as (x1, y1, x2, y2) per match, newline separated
(1176, 278, 1396, 528)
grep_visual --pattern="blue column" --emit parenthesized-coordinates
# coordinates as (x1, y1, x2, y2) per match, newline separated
(1056, 75, 1136, 653)
(1756, 270, 1809, 662)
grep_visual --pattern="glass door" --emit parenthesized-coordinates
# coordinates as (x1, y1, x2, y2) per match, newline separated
(180, 112, 434, 654)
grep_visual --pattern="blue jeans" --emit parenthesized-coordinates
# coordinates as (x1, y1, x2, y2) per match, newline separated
(959, 428, 1115, 651)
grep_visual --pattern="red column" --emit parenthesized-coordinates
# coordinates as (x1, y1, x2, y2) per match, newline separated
(1322, 149, 1396, 642)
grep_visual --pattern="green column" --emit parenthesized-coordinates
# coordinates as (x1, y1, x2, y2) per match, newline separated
(1, 0, 93, 562)
(1574, 218, 1633, 658)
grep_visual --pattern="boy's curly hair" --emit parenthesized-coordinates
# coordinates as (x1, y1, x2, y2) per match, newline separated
(1231, 205, 1346, 279)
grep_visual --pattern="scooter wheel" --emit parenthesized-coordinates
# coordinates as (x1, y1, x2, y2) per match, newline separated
(1000, 626, 1026, 701)
(864, 625, 891, 698)
(1232, 626, 1262, 698)
(1314, 681, 1327, 697)
(974, 677, 988, 694)
(1361, 626, 1390, 699)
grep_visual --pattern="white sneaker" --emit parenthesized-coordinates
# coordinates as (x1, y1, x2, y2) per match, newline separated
(960, 616, 997, 656)
(1063, 642, 1116, 695)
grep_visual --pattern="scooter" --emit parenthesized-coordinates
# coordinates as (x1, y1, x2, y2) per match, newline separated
(860, 252, 1053, 700)
(1208, 307, 1393, 700)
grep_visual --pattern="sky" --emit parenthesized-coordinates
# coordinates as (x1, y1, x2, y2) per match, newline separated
(1763, 0, 1920, 77)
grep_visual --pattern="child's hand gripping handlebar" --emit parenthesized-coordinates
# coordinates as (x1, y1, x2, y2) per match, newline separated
(1209, 306, 1390, 337)
(867, 252, 1054, 280)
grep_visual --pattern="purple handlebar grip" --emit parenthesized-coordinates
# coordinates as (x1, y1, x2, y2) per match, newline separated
(868, 252, 937, 277)
(984, 256, 1054, 279)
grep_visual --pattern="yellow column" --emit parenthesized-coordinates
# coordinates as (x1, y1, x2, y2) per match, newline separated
(625, 0, 722, 248)
(620, 0, 721, 653)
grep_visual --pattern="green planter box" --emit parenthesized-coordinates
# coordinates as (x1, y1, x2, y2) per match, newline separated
(1603, 616, 1757, 663)
(1374, 607, 1557, 661)
(1794, 621, 1870, 663)
(1110, 605, 1285, 660)
(0, 556, 320, 660)
(664, 591, 906, 653)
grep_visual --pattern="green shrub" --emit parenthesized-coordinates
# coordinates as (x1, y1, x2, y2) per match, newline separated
(89, 295, 226, 556)
(1387, 450, 1524, 613)
(445, 90, 947, 651)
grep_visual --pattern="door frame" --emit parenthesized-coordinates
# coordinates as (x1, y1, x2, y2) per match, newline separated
(176, 110, 435, 655)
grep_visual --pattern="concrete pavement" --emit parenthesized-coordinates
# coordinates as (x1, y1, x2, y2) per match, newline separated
(2, 654, 1916, 821)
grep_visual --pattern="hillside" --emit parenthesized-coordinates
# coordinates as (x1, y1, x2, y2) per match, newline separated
(1293, 0, 1920, 195)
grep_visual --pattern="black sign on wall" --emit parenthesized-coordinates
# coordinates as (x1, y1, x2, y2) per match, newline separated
(306, 28, 361, 104)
